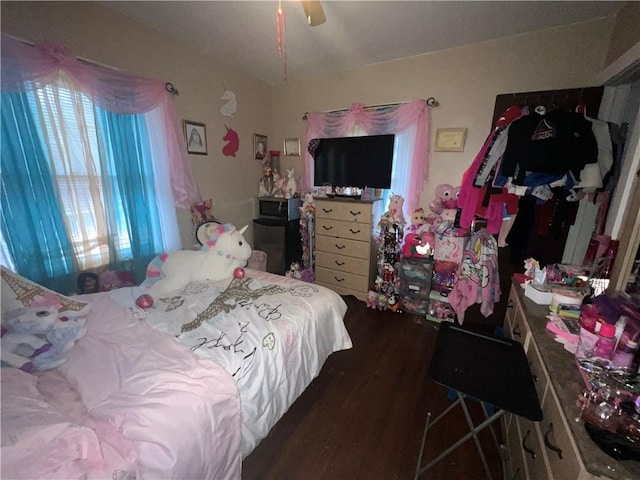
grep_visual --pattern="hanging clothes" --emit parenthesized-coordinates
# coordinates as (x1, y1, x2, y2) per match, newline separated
(458, 105, 522, 234)
(500, 110, 598, 185)
(449, 230, 500, 323)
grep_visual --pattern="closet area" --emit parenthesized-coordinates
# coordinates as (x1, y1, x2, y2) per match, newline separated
(459, 86, 635, 328)
(490, 87, 617, 268)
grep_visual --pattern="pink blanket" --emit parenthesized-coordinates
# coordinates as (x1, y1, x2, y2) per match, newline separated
(1, 294, 242, 480)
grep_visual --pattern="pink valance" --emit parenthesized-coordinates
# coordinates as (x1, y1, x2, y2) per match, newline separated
(302, 99, 430, 210)
(1, 34, 200, 209)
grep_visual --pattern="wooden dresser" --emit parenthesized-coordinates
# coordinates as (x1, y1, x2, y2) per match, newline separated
(314, 198, 379, 301)
(502, 282, 639, 480)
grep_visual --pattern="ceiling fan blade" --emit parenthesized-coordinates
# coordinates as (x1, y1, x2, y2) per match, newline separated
(301, 0, 326, 26)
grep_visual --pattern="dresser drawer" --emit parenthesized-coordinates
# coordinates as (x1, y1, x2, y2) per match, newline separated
(316, 218, 370, 242)
(540, 388, 582, 480)
(505, 286, 531, 350)
(316, 251, 369, 275)
(316, 201, 345, 221)
(316, 200, 372, 223)
(316, 234, 369, 260)
(341, 202, 371, 223)
(316, 266, 369, 292)
(507, 416, 527, 480)
(526, 341, 548, 406)
(520, 417, 549, 480)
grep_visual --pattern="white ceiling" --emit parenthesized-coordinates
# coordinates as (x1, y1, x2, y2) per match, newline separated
(102, 1, 626, 86)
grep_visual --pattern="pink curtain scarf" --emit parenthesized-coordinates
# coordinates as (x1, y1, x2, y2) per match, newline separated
(1, 34, 200, 209)
(302, 100, 430, 210)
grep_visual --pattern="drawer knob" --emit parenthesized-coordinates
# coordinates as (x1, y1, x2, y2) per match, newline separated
(335, 244, 346, 250)
(522, 429, 536, 460)
(334, 276, 345, 282)
(322, 208, 333, 213)
(543, 423, 563, 459)
(512, 324, 522, 337)
(322, 225, 333, 230)
(335, 260, 345, 266)
(349, 228, 361, 234)
(349, 210, 361, 216)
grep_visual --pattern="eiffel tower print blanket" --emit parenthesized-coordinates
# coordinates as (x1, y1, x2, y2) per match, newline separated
(109, 268, 352, 457)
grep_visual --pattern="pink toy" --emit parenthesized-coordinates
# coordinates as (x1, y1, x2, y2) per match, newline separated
(429, 184, 461, 225)
(135, 294, 154, 309)
(366, 290, 378, 309)
(378, 194, 407, 229)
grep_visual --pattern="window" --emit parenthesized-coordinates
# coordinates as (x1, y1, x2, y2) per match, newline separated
(1, 74, 179, 292)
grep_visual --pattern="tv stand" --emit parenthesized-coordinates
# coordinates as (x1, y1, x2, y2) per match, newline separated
(314, 197, 379, 301)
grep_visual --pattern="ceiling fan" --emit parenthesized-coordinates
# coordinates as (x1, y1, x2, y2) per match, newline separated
(301, 0, 326, 26)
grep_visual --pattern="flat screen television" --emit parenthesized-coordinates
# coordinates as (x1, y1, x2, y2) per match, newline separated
(312, 134, 395, 189)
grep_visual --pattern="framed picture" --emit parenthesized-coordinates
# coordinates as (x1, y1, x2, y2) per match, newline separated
(434, 128, 467, 152)
(254, 134, 268, 160)
(184, 120, 207, 155)
(283, 138, 301, 156)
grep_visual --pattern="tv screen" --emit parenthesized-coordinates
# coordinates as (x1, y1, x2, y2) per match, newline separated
(312, 134, 395, 189)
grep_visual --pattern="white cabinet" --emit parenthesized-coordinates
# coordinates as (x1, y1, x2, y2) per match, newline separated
(314, 199, 378, 301)
(501, 283, 638, 480)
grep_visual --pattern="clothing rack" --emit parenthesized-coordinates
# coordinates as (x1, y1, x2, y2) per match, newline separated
(302, 97, 439, 120)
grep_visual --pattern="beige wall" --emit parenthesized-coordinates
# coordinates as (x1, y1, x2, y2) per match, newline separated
(605, 1, 640, 67)
(0, 2, 622, 246)
(272, 18, 615, 212)
(1, 1, 272, 247)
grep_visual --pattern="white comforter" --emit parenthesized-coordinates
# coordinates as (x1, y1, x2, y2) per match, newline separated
(116, 268, 352, 456)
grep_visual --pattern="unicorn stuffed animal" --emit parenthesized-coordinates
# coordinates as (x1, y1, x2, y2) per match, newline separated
(146, 223, 252, 297)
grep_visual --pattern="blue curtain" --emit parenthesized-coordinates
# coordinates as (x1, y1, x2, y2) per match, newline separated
(94, 108, 163, 283)
(0, 92, 76, 292)
(1, 93, 167, 293)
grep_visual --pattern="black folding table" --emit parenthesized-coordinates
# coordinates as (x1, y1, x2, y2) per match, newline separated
(415, 322, 543, 479)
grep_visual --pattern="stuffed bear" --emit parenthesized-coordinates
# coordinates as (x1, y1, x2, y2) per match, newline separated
(1, 306, 87, 372)
(429, 184, 461, 226)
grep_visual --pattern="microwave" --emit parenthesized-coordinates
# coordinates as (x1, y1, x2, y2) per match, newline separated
(257, 197, 300, 221)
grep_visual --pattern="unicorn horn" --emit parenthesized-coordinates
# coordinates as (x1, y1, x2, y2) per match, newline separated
(239, 225, 248, 234)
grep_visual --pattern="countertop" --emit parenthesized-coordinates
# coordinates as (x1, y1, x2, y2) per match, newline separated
(513, 283, 639, 479)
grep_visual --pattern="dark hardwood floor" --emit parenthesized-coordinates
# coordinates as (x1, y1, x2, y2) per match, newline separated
(242, 295, 506, 480)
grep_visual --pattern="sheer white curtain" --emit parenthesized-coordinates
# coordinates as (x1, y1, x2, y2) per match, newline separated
(302, 100, 430, 213)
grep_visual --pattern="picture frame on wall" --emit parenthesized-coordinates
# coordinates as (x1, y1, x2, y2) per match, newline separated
(283, 138, 301, 156)
(184, 120, 208, 155)
(434, 128, 467, 152)
(254, 134, 268, 160)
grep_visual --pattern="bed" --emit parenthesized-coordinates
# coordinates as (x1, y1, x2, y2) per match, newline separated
(1, 266, 352, 479)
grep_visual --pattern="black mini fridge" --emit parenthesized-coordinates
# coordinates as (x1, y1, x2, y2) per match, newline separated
(252, 217, 302, 275)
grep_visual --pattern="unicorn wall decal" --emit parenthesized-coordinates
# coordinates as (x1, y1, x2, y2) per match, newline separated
(222, 125, 240, 157)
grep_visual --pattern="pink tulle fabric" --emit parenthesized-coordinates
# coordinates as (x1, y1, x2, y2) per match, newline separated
(1, 34, 200, 209)
(302, 99, 430, 210)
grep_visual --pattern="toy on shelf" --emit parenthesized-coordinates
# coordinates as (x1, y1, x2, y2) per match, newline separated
(289, 192, 315, 282)
(285, 168, 298, 199)
(378, 193, 407, 230)
(428, 184, 462, 229)
(371, 194, 406, 312)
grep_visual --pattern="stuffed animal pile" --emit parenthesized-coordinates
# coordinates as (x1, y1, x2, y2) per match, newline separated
(1, 306, 87, 372)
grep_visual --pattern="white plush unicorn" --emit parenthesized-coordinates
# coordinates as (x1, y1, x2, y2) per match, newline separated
(145, 223, 252, 297)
